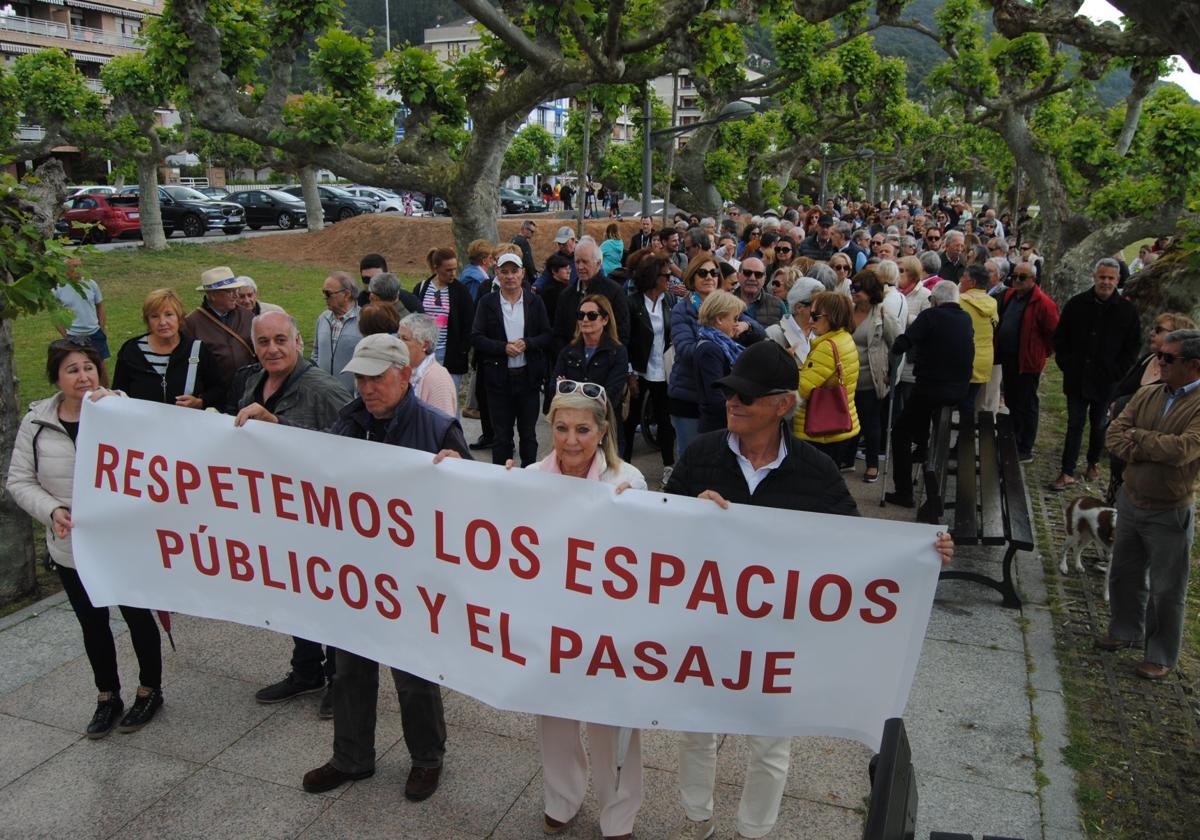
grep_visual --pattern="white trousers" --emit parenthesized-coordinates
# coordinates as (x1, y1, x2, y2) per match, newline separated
(678, 732, 791, 839)
(539, 716, 643, 836)
(977, 364, 1002, 414)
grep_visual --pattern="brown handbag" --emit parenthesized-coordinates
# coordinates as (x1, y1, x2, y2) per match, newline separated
(804, 337, 853, 437)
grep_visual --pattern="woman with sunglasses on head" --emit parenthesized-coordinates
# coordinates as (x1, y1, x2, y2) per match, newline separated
(554, 294, 629, 413)
(669, 255, 765, 460)
(7, 340, 164, 738)
(519, 381, 646, 840)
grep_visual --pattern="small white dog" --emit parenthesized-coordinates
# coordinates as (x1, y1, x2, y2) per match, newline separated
(1061, 496, 1118, 601)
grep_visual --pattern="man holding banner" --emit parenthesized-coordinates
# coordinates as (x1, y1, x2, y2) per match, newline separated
(232, 310, 352, 717)
(664, 341, 953, 840)
(301, 334, 471, 801)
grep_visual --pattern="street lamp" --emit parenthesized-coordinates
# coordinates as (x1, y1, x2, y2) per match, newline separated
(819, 147, 876, 206)
(640, 98, 757, 219)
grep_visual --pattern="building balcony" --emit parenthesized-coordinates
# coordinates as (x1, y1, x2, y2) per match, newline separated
(0, 14, 145, 56)
(70, 23, 142, 50)
(0, 14, 69, 40)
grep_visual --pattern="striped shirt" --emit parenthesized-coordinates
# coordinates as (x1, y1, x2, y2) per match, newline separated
(137, 337, 172, 377)
(423, 283, 451, 364)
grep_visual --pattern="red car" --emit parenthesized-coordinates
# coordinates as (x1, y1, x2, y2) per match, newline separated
(57, 193, 142, 243)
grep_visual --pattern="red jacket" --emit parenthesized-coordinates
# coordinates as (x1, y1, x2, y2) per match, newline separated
(1001, 285, 1060, 374)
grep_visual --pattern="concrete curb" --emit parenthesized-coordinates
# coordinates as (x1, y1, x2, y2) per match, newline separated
(0, 589, 69, 634)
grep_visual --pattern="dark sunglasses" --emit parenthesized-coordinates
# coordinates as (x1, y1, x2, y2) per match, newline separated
(775, 246, 792, 254)
(577, 310, 603, 321)
(717, 384, 791, 405)
(1157, 351, 1193, 365)
(833, 264, 849, 271)
(694, 268, 721, 279)
(811, 312, 827, 321)
(1153, 324, 1170, 334)
(769, 279, 784, 288)
(926, 235, 941, 241)
(741, 269, 765, 279)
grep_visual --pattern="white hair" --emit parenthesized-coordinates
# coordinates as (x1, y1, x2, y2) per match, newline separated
(931, 279, 960, 304)
(399, 312, 439, 353)
(236, 275, 257, 292)
(576, 236, 601, 262)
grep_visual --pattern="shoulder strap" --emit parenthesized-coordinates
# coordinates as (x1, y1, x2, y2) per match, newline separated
(194, 307, 254, 356)
(827, 336, 844, 386)
(183, 339, 203, 396)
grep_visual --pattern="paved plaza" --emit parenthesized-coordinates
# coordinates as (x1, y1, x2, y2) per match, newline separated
(0, 417, 1080, 839)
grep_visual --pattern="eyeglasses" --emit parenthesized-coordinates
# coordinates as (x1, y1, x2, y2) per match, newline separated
(796, 300, 812, 307)
(769, 279, 784, 288)
(811, 312, 827, 321)
(775, 247, 792, 254)
(694, 268, 721, 280)
(833, 264, 849, 272)
(717, 384, 791, 406)
(322, 289, 348, 298)
(1153, 325, 1170, 334)
(577, 310, 603, 321)
(1020, 245, 1033, 251)
(741, 269, 765, 279)
(1014, 273, 1035, 282)
(926, 235, 941, 242)
(1157, 351, 1192, 365)
(557, 379, 607, 403)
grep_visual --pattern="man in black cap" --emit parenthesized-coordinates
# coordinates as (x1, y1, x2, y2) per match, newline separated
(664, 342, 954, 840)
(798, 214, 837, 261)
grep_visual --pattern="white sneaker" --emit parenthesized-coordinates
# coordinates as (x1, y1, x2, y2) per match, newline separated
(669, 817, 714, 840)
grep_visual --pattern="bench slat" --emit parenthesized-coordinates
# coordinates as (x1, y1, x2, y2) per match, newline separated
(977, 413, 1005, 541)
(953, 416, 978, 541)
(919, 407, 954, 524)
(996, 414, 1035, 550)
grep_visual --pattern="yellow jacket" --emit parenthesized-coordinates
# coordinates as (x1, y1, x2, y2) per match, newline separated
(795, 329, 861, 443)
(960, 289, 998, 384)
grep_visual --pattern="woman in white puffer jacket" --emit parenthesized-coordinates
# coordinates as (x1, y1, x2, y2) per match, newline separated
(7, 339, 164, 739)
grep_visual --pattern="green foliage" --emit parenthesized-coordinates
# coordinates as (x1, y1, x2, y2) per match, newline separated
(11, 50, 101, 127)
(0, 66, 18, 143)
(0, 173, 73, 321)
(503, 124, 557, 178)
(311, 28, 377, 102)
(384, 46, 467, 133)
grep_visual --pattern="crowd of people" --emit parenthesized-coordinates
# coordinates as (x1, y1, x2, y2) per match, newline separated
(8, 189, 1198, 840)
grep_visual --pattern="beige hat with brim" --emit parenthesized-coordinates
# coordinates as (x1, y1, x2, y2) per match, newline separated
(197, 266, 251, 291)
(341, 333, 411, 377)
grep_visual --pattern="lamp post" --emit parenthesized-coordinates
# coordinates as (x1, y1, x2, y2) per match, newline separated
(639, 99, 756, 221)
(384, 0, 390, 52)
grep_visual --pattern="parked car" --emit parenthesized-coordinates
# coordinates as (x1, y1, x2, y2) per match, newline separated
(56, 193, 141, 243)
(224, 189, 308, 230)
(115, 185, 246, 237)
(499, 188, 535, 214)
(196, 186, 230, 200)
(280, 184, 375, 222)
(63, 185, 117, 209)
(345, 186, 405, 212)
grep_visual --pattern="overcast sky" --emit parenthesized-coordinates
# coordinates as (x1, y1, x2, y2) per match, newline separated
(1080, 0, 1199, 98)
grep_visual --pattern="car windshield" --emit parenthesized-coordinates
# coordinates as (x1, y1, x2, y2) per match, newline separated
(323, 185, 352, 197)
(263, 190, 300, 202)
(163, 186, 213, 201)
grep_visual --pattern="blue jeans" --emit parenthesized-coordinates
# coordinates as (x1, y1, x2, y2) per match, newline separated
(672, 415, 700, 462)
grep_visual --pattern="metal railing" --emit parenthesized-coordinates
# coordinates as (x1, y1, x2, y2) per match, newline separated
(84, 78, 105, 93)
(70, 23, 142, 50)
(0, 14, 69, 39)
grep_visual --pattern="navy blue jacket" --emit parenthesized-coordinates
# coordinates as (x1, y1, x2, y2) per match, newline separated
(332, 387, 471, 457)
(554, 336, 629, 408)
(892, 302, 974, 403)
(470, 290, 553, 393)
(668, 296, 765, 407)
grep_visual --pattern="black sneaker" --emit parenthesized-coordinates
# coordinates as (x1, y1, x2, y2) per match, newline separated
(318, 684, 334, 720)
(468, 436, 495, 451)
(86, 695, 123, 739)
(117, 688, 163, 733)
(255, 673, 325, 704)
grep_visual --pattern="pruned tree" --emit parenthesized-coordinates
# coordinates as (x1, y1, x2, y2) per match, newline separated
(149, 0, 791, 253)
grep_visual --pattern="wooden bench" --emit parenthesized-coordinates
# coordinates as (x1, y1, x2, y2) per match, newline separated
(918, 410, 1034, 609)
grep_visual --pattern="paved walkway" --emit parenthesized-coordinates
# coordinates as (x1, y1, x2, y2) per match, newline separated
(0, 419, 1080, 839)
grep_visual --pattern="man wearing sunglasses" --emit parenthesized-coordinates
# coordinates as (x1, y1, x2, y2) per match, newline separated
(1050, 258, 1141, 491)
(1103, 329, 1200, 681)
(735, 258, 786, 329)
(797, 213, 836, 261)
(996, 264, 1059, 461)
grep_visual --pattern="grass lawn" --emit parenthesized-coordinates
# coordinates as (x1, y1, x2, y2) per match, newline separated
(13, 243, 419, 410)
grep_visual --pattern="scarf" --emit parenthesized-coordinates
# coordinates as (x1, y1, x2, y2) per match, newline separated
(535, 449, 606, 481)
(698, 324, 744, 367)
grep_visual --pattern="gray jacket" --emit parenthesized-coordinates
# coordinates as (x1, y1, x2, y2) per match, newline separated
(311, 306, 362, 393)
(235, 360, 352, 432)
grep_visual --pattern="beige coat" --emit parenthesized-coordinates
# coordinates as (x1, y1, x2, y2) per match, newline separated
(7, 393, 80, 567)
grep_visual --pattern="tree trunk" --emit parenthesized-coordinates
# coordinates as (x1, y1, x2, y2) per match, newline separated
(299, 166, 325, 232)
(444, 123, 513, 257)
(136, 157, 168, 251)
(0, 318, 37, 604)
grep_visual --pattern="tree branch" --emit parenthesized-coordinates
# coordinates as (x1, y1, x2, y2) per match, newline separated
(603, 0, 626, 61)
(1116, 60, 1156, 156)
(454, 0, 554, 69)
(991, 0, 1176, 64)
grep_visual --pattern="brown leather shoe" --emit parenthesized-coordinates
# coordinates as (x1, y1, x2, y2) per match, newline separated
(405, 765, 441, 801)
(544, 814, 576, 835)
(1084, 463, 1101, 482)
(302, 762, 373, 793)
(1050, 473, 1076, 492)
(1094, 634, 1141, 651)
(1135, 661, 1171, 680)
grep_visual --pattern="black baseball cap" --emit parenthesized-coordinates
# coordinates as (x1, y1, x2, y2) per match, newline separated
(714, 341, 798, 398)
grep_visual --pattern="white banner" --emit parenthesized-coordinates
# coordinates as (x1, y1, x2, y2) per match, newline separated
(71, 397, 941, 747)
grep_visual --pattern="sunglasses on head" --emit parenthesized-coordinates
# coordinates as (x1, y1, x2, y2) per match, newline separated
(694, 267, 721, 280)
(577, 310, 603, 321)
(557, 379, 607, 402)
(717, 384, 790, 406)
(741, 269, 765, 279)
(1157, 351, 1193, 365)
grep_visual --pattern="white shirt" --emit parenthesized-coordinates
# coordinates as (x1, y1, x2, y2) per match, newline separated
(410, 353, 434, 389)
(643, 293, 667, 382)
(727, 431, 788, 494)
(500, 292, 526, 368)
(882, 285, 908, 329)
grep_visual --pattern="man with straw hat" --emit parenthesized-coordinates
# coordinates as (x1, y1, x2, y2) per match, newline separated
(184, 266, 255, 389)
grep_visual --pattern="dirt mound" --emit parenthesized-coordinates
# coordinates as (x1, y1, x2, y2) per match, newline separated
(231, 214, 649, 277)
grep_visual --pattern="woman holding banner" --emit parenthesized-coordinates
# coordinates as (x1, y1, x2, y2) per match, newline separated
(7, 340, 164, 739)
(519, 381, 647, 840)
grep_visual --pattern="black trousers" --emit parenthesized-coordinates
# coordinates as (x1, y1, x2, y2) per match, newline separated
(58, 565, 161, 694)
(473, 359, 493, 439)
(291, 638, 337, 684)
(622, 377, 674, 466)
(1000, 355, 1041, 455)
(487, 370, 540, 466)
(331, 650, 446, 773)
(1061, 393, 1108, 476)
(889, 390, 952, 500)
